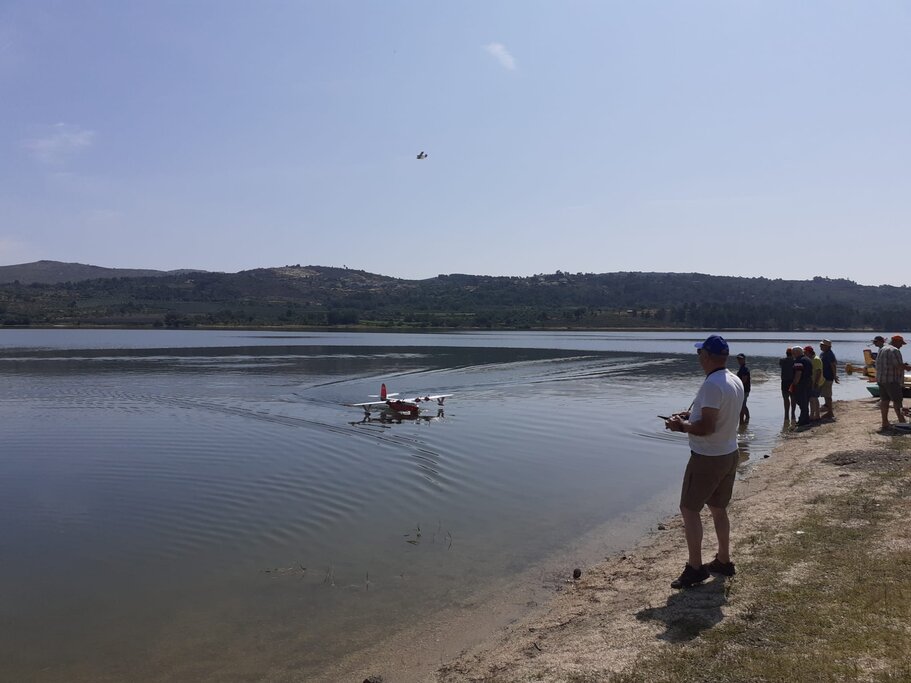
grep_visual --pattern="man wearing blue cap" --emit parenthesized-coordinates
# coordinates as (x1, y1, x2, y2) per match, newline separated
(665, 334, 744, 589)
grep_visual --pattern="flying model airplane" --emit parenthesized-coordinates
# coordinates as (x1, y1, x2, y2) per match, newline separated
(349, 383, 452, 419)
(416, 151, 427, 159)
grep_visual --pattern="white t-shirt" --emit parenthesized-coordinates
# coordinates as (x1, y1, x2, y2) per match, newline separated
(688, 368, 744, 456)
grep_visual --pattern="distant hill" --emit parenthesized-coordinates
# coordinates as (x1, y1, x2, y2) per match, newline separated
(0, 264, 909, 330)
(0, 260, 206, 284)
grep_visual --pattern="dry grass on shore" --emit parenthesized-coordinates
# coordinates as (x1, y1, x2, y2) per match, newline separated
(607, 439, 911, 683)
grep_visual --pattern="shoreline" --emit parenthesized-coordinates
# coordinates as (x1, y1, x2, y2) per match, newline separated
(339, 397, 900, 682)
(326, 483, 684, 682)
(1, 324, 884, 333)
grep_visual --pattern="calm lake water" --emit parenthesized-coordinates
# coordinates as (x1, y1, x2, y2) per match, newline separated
(0, 330, 877, 681)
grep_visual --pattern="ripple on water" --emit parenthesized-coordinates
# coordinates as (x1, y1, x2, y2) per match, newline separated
(5, 338, 804, 683)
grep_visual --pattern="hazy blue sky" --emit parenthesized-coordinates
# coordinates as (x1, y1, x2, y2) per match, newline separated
(2, 1, 909, 283)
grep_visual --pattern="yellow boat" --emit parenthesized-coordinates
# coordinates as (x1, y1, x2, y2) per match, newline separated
(845, 349, 877, 379)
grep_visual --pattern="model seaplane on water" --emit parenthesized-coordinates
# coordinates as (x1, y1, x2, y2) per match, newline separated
(349, 383, 452, 421)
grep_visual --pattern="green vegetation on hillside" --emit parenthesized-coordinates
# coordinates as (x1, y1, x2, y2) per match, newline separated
(1, 266, 909, 330)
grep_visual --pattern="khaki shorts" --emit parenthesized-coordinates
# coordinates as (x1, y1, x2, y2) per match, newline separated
(879, 382, 905, 403)
(820, 380, 833, 399)
(680, 450, 739, 512)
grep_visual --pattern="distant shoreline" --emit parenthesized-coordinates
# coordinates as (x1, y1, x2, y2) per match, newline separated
(3, 265, 908, 332)
(0, 324, 881, 333)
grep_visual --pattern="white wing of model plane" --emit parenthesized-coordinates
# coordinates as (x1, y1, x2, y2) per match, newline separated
(399, 393, 453, 405)
(349, 393, 452, 408)
(350, 399, 392, 408)
(347, 384, 452, 413)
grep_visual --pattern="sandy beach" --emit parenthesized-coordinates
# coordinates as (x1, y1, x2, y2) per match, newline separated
(339, 397, 911, 682)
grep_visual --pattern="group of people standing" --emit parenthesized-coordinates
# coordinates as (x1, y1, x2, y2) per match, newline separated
(661, 332, 909, 591)
(778, 340, 839, 427)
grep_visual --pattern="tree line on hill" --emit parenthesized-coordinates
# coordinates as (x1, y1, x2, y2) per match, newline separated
(0, 266, 909, 330)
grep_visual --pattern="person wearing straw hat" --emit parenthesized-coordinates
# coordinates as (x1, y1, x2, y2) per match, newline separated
(875, 335, 910, 430)
(872, 335, 886, 358)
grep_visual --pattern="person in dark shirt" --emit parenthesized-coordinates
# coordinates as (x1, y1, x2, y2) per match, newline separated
(736, 353, 751, 425)
(818, 339, 839, 419)
(779, 348, 796, 421)
(790, 346, 813, 427)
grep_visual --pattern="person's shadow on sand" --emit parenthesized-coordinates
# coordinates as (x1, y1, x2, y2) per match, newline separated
(634, 577, 728, 642)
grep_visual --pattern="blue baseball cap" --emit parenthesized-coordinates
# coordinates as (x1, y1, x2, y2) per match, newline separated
(694, 334, 729, 355)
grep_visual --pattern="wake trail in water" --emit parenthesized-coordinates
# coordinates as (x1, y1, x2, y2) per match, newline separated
(23, 383, 448, 461)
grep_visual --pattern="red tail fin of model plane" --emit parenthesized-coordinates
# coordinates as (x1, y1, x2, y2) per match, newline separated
(380, 383, 387, 400)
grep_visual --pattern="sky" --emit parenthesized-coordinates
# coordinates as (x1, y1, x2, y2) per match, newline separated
(1, 1, 909, 284)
